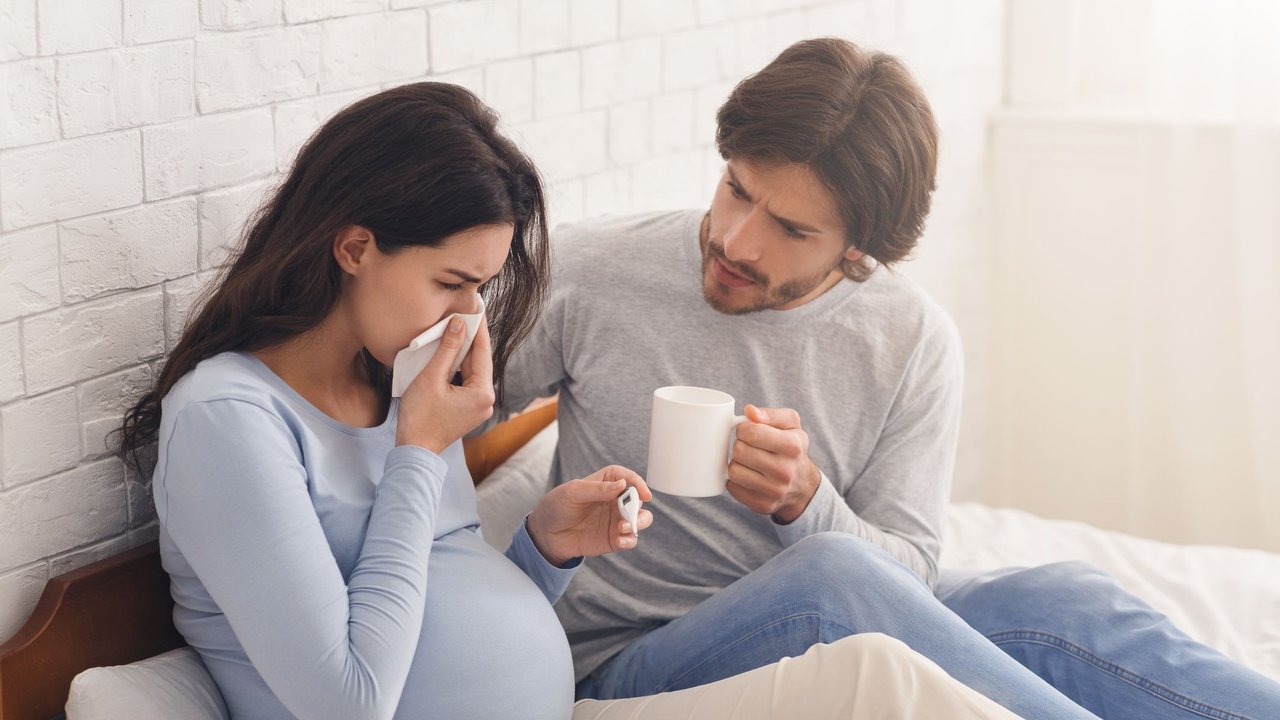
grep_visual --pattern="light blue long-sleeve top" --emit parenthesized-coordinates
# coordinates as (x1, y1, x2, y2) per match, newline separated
(152, 351, 579, 720)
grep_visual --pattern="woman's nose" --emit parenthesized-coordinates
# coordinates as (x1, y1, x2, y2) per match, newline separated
(449, 292, 480, 317)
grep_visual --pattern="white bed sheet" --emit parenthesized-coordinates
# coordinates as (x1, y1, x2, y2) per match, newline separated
(942, 502, 1280, 682)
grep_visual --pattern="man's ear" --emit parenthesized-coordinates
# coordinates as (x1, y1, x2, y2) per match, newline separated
(334, 226, 375, 275)
(843, 244, 865, 263)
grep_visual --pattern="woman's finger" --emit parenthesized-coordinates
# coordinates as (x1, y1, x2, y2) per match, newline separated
(591, 465, 651, 501)
(618, 508, 654, 535)
(626, 474, 652, 503)
(423, 316, 466, 383)
(461, 313, 493, 388)
(563, 476, 628, 504)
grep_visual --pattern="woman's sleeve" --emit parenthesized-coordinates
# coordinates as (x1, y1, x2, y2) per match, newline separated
(156, 398, 446, 720)
(503, 515, 581, 604)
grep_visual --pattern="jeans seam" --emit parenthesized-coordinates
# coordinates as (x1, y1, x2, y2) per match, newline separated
(658, 612, 856, 694)
(986, 629, 1254, 720)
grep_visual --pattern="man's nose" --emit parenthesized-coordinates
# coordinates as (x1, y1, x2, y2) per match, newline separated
(723, 209, 765, 263)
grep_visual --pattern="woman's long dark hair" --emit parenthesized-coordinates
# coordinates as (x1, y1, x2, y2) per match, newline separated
(116, 82, 550, 473)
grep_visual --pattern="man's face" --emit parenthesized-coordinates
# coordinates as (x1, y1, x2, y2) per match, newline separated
(700, 159, 861, 315)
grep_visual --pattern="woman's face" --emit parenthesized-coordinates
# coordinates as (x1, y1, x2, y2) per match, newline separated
(337, 223, 515, 367)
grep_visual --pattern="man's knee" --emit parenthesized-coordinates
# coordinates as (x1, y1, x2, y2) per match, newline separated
(989, 561, 1118, 606)
(773, 533, 928, 620)
(944, 561, 1128, 634)
(783, 532, 902, 578)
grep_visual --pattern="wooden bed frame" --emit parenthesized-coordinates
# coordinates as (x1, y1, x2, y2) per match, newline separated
(0, 400, 558, 720)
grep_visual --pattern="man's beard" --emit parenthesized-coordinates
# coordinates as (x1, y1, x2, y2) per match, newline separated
(700, 220, 842, 315)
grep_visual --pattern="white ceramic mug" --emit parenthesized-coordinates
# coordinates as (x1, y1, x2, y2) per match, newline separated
(645, 386, 747, 497)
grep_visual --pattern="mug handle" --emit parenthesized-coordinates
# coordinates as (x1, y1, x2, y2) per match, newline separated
(724, 414, 749, 479)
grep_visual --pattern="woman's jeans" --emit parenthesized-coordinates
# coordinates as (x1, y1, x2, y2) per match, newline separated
(575, 533, 1280, 720)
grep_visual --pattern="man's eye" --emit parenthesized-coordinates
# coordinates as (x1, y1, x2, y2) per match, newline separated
(727, 181, 746, 199)
(783, 226, 804, 239)
(439, 282, 465, 291)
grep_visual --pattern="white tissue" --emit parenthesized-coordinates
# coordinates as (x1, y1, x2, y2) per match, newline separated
(390, 293, 486, 398)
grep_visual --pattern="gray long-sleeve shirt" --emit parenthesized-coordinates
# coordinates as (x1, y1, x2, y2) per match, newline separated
(498, 209, 964, 681)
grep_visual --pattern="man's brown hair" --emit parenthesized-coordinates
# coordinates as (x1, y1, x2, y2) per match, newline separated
(716, 38, 939, 281)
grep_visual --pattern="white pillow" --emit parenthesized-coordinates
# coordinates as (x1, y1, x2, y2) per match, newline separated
(475, 422, 559, 551)
(65, 647, 228, 720)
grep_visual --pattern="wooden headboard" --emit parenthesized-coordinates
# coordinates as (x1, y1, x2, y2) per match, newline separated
(0, 400, 558, 720)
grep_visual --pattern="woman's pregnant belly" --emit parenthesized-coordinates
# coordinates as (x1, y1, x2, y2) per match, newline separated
(394, 529, 576, 719)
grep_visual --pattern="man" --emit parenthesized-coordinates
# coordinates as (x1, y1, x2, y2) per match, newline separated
(497, 38, 1280, 719)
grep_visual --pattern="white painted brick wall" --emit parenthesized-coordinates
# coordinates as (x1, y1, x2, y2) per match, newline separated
(200, 0, 281, 31)
(21, 288, 165, 394)
(428, 0, 519, 72)
(650, 91, 696, 155)
(56, 43, 195, 138)
(316, 11, 430, 91)
(78, 364, 157, 458)
(162, 273, 207, 350)
(1, 130, 144, 231)
(511, 110, 609, 183)
(60, 199, 199, 302)
(285, 0, 385, 24)
(197, 180, 271, 269)
(581, 37, 662, 108)
(520, 0, 571, 55)
(1, 0, 39, 62)
(124, 0, 199, 46)
(38, 0, 123, 55)
(0, 0, 1006, 643)
(0, 224, 60, 322)
(1, 387, 80, 487)
(619, 0, 697, 38)
(195, 26, 323, 112)
(0, 322, 23, 402)
(0, 59, 58, 148)
(568, 0, 616, 46)
(485, 57, 534, 123)
(0, 458, 130, 568)
(143, 110, 276, 197)
(271, 90, 365, 170)
(607, 98, 651, 165)
(532, 50, 580, 119)
(663, 27, 737, 92)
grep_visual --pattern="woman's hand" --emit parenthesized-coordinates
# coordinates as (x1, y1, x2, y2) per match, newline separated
(396, 315, 495, 454)
(526, 466, 654, 566)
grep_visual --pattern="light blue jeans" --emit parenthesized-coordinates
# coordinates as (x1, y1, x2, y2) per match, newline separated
(575, 533, 1280, 719)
